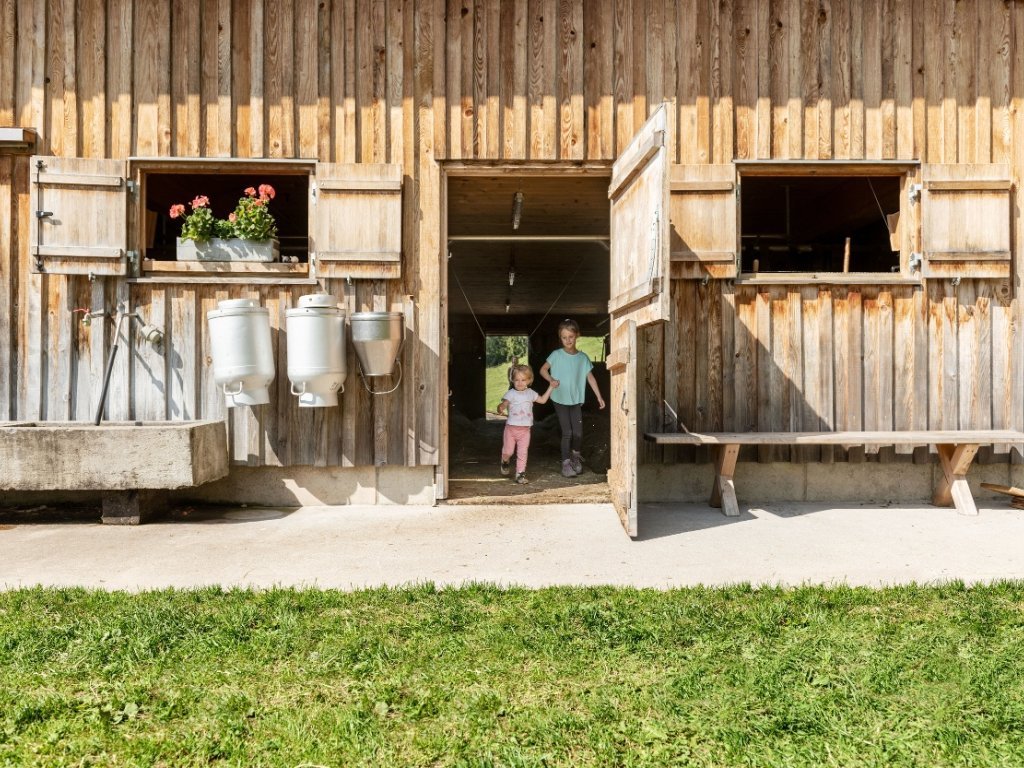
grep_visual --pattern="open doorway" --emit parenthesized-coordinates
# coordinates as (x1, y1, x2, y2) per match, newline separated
(444, 169, 612, 503)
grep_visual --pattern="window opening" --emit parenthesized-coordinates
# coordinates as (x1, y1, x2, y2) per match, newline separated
(142, 170, 310, 263)
(740, 175, 901, 273)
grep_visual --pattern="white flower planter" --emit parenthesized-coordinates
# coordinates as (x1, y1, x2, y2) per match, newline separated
(176, 237, 280, 262)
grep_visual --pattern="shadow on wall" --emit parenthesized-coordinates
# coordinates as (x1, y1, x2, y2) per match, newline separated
(642, 279, 1021, 467)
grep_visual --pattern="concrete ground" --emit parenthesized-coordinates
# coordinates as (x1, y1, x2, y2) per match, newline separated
(2, 500, 1024, 590)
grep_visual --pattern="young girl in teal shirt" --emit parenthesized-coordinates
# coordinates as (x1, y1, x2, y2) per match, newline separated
(539, 318, 606, 477)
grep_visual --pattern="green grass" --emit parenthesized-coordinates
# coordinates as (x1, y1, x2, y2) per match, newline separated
(2, 584, 1024, 766)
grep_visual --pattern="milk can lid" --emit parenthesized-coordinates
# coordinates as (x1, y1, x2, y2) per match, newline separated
(217, 298, 261, 310)
(298, 293, 341, 309)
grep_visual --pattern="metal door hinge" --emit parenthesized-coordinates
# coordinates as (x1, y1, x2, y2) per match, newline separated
(907, 183, 923, 204)
(126, 180, 138, 193)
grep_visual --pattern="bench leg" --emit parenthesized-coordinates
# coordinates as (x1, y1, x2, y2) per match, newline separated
(933, 443, 979, 516)
(710, 444, 741, 517)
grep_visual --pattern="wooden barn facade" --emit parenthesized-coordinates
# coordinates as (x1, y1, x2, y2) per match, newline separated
(1, 0, 1023, 534)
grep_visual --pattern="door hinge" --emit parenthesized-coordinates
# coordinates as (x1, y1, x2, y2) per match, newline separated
(126, 180, 138, 194)
(907, 183, 922, 204)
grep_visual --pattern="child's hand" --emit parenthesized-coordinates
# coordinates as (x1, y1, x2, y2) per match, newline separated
(597, 395, 606, 409)
(551, 379, 560, 389)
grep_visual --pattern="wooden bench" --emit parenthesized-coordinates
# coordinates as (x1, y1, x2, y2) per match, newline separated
(644, 430, 1024, 518)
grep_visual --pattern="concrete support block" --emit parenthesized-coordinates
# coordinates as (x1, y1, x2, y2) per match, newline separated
(101, 490, 169, 525)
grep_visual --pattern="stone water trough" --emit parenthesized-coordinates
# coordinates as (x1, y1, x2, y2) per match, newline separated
(0, 420, 228, 524)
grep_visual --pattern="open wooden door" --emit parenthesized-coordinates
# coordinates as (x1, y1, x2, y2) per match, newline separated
(606, 105, 670, 537)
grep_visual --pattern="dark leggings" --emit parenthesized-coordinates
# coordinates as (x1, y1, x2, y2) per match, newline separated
(553, 402, 583, 461)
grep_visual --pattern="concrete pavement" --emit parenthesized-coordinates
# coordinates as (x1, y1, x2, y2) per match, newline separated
(3, 501, 1024, 590)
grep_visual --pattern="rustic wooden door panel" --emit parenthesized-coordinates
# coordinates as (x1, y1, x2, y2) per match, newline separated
(920, 163, 1011, 279)
(30, 157, 129, 276)
(608, 319, 638, 537)
(312, 163, 403, 280)
(607, 104, 672, 538)
(668, 163, 737, 280)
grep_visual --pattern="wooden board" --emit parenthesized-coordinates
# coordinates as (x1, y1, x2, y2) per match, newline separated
(646, 430, 1024, 446)
(980, 483, 1024, 500)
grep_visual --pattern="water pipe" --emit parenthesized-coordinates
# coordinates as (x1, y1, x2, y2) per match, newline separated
(93, 306, 146, 426)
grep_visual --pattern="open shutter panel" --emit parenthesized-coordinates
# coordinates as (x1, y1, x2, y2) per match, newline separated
(920, 163, 1012, 279)
(30, 156, 130, 276)
(608, 104, 670, 325)
(668, 164, 737, 279)
(312, 163, 403, 280)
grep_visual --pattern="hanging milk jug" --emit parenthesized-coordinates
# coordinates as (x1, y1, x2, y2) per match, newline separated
(285, 293, 347, 407)
(206, 298, 275, 407)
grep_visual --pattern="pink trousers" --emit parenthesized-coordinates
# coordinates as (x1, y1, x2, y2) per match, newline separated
(502, 424, 532, 474)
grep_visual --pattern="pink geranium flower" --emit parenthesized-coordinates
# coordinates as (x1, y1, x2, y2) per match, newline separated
(172, 182, 277, 244)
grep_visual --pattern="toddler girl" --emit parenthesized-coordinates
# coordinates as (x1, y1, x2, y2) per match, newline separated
(497, 364, 553, 484)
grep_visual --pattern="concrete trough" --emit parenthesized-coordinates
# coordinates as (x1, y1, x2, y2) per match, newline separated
(0, 420, 228, 524)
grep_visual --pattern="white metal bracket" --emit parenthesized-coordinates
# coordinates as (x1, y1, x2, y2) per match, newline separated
(907, 183, 923, 204)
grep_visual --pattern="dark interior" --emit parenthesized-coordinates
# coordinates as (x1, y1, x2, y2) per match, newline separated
(143, 171, 310, 261)
(740, 175, 902, 273)
(447, 174, 612, 421)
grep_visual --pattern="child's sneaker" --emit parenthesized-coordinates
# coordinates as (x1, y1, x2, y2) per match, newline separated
(570, 451, 583, 474)
(500, 458, 511, 476)
(515, 472, 529, 484)
(561, 459, 578, 478)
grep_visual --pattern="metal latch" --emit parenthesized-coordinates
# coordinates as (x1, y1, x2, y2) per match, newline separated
(35, 209, 53, 219)
(907, 183, 923, 204)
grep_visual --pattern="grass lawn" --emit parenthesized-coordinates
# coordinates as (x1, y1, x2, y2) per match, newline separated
(3, 584, 1024, 766)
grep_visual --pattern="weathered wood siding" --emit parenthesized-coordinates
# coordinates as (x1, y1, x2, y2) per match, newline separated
(1, 0, 1023, 468)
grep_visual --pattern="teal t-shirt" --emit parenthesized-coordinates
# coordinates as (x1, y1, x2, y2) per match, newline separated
(546, 348, 593, 406)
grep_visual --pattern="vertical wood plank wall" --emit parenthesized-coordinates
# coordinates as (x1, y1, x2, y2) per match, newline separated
(0, 0, 1022, 468)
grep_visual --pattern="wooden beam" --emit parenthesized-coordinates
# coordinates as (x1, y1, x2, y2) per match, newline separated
(710, 443, 741, 517)
(933, 443, 980, 515)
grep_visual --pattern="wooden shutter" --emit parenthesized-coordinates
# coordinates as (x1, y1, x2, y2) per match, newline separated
(920, 163, 1011, 279)
(30, 156, 130, 276)
(311, 163, 402, 279)
(669, 163, 737, 279)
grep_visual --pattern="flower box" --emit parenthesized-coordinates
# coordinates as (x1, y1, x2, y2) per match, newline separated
(176, 237, 280, 262)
